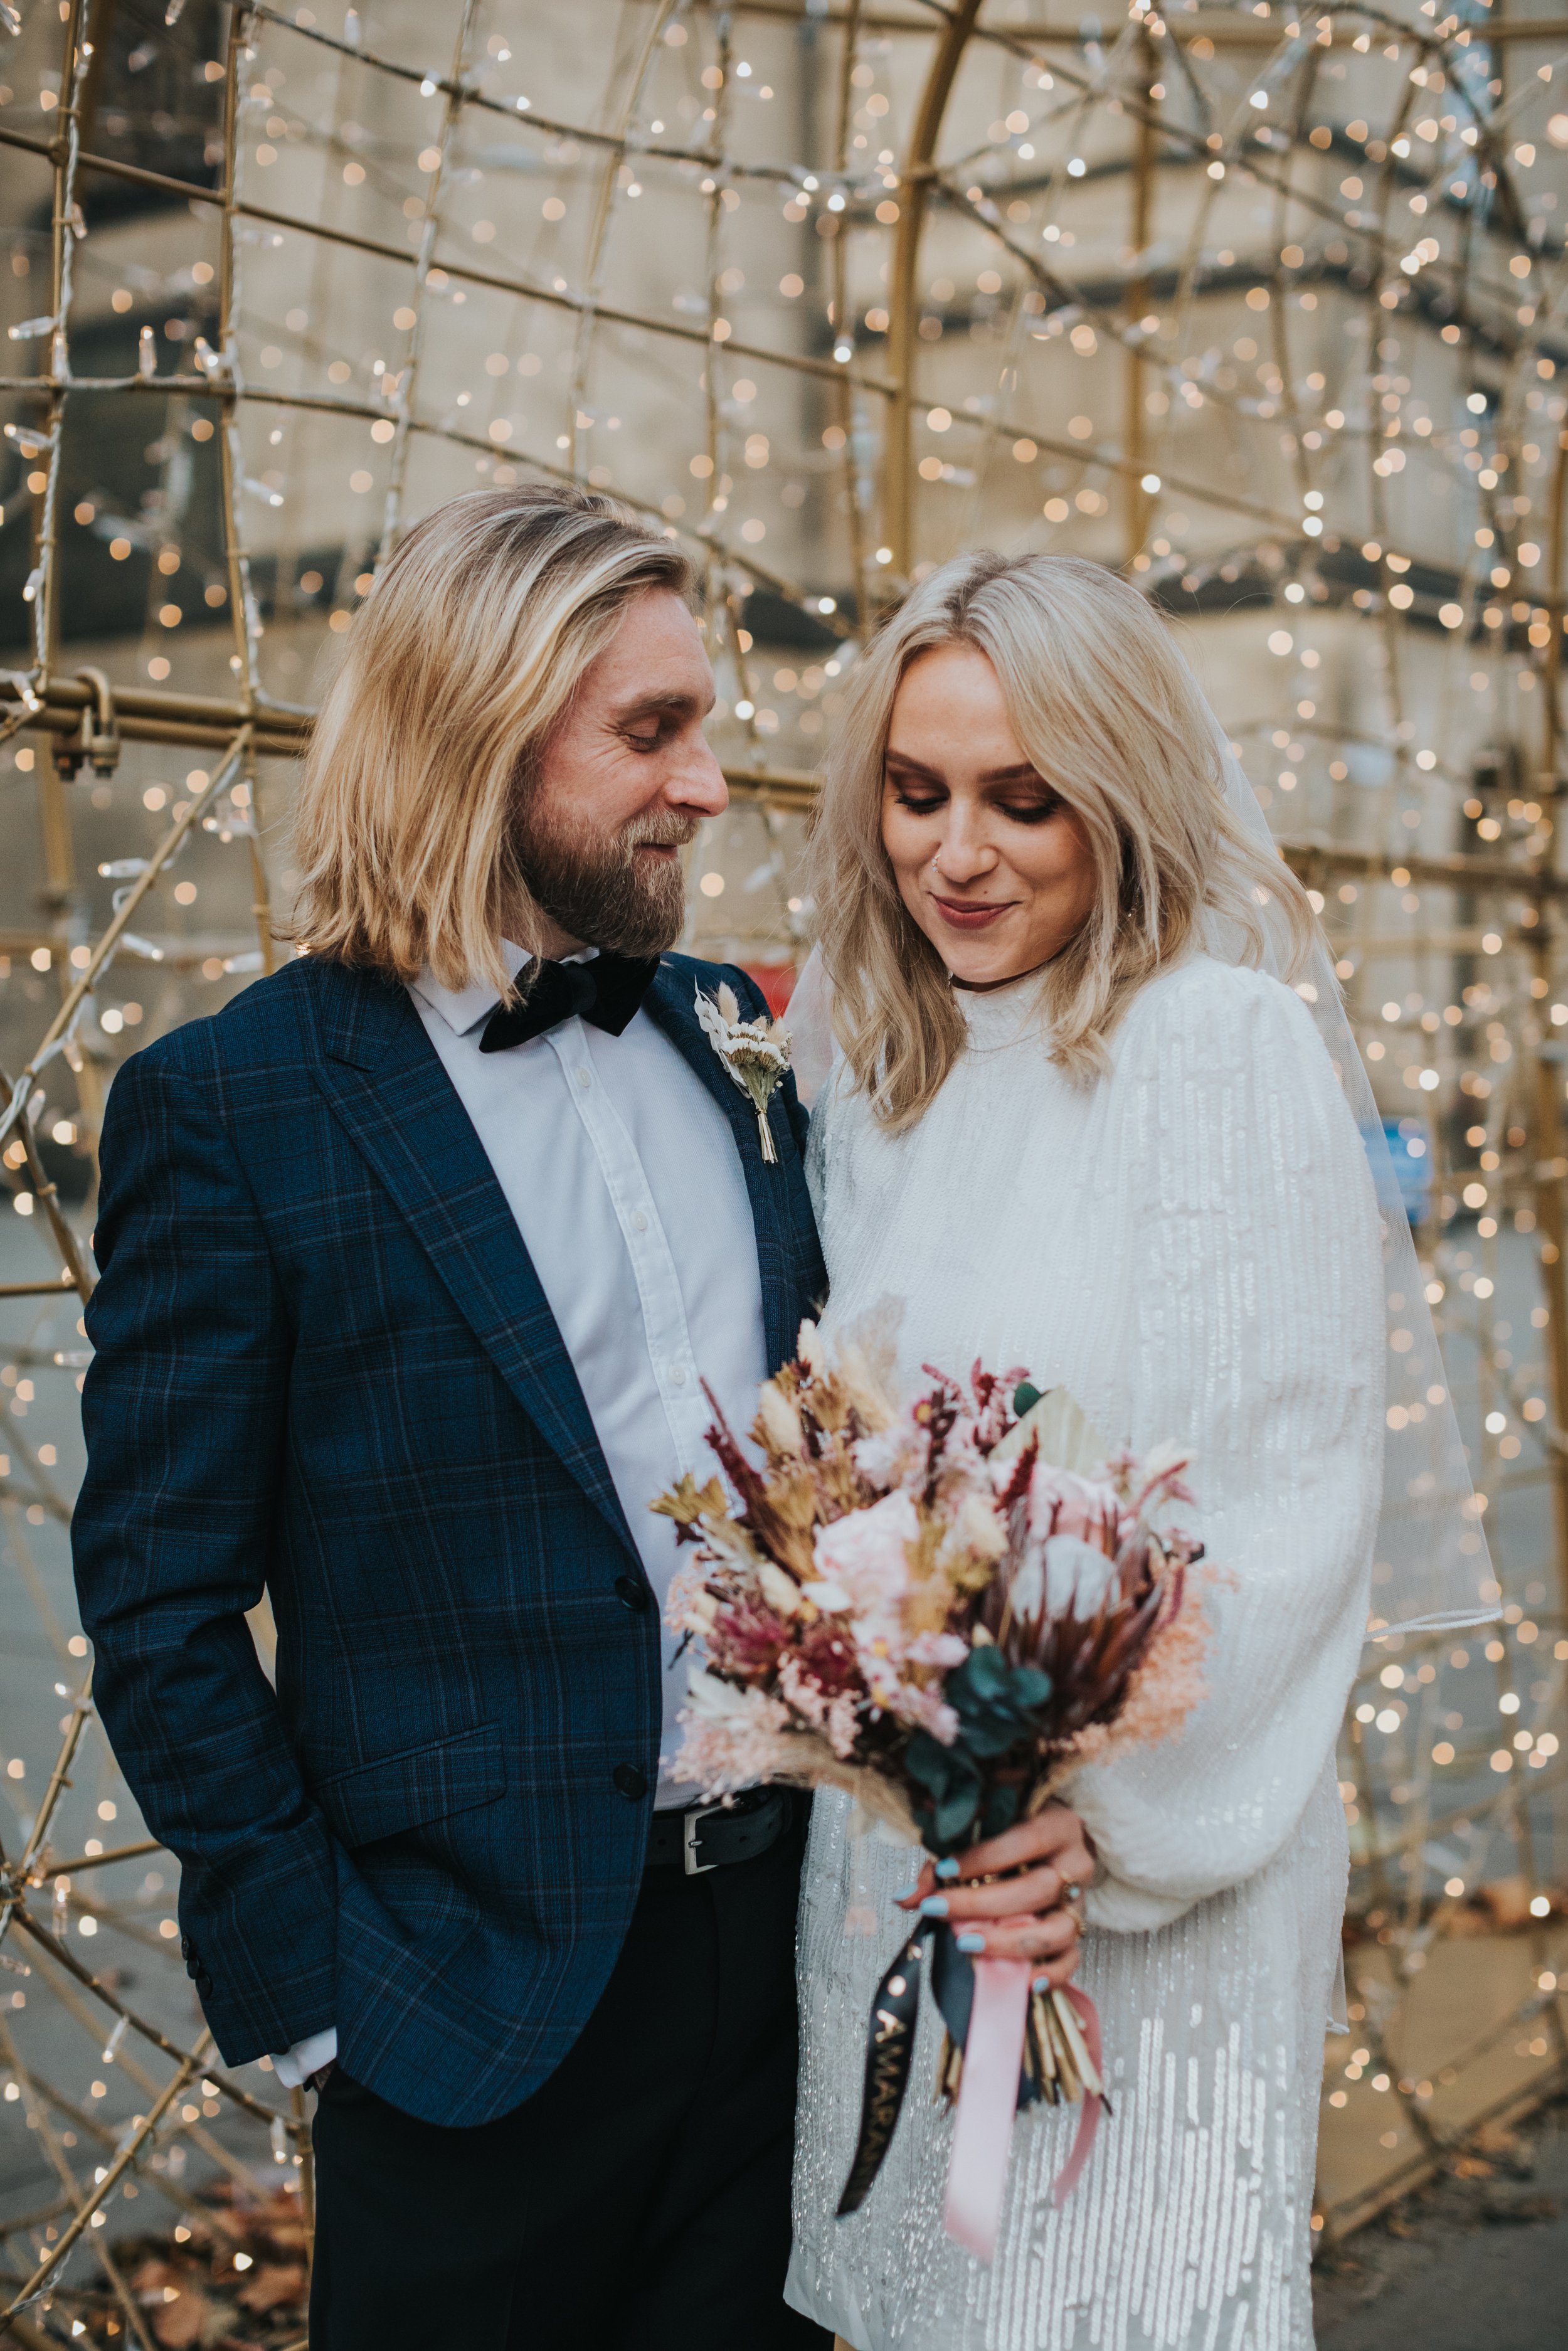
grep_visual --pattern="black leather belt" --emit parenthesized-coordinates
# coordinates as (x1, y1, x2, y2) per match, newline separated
(645, 1786, 793, 1875)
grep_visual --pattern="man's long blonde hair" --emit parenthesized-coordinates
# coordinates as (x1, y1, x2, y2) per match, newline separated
(809, 551, 1317, 1129)
(290, 484, 694, 995)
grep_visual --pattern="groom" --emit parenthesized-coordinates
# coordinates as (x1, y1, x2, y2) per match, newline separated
(72, 486, 830, 2348)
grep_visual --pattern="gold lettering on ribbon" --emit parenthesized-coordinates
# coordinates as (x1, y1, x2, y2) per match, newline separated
(839, 1931, 931, 2216)
(839, 2009, 917, 2211)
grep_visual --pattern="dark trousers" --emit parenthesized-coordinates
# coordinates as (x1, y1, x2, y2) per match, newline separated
(308, 1811, 832, 2350)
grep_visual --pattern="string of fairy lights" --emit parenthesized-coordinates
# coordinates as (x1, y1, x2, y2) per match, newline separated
(0, 0, 1564, 2317)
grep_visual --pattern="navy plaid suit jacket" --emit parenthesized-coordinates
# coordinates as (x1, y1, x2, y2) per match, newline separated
(72, 950, 826, 2126)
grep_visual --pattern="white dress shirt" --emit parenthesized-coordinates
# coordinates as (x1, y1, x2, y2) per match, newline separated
(271, 944, 768, 2088)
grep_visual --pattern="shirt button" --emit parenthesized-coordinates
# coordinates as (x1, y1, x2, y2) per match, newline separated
(613, 1763, 649, 1801)
(615, 1574, 650, 1613)
(630, 1209, 649, 1233)
(668, 1365, 687, 1388)
(575, 1067, 592, 1090)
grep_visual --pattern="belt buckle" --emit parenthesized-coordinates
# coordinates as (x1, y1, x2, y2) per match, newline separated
(682, 1798, 726, 1876)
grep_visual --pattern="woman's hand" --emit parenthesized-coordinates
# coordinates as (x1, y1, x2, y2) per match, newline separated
(896, 1805, 1096, 1987)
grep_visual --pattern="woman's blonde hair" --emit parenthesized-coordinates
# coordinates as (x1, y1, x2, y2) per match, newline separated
(810, 550, 1317, 1127)
(290, 483, 693, 994)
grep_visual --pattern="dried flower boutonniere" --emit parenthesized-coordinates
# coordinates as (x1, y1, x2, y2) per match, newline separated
(694, 982, 791, 1165)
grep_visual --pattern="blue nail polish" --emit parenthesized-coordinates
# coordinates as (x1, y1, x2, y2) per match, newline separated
(956, 1932, 987, 1954)
(918, 1894, 949, 1918)
(935, 1856, 961, 1881)
(895, 1879, 921, 1901)
(1032, 1975, 1052, 1993)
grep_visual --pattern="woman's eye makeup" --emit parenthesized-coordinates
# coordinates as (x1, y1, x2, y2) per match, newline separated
(886, 767, 1061, 824)
(886, 768, 946, 812)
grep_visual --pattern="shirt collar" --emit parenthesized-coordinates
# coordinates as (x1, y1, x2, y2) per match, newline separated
(410, 942, 598, 1039)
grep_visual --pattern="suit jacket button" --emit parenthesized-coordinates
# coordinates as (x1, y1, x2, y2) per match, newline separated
(179, 1936, 191, 1961)
(613, 1763, 649, 1800)
(614, 1575, 650, 1612)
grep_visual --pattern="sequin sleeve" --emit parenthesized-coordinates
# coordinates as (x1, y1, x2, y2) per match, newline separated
(1068, 963, 1385, 1934)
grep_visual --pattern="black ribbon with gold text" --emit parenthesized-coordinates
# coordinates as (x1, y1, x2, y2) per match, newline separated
(836, 1924, 934, 2215)
(837, 1924, 1053, 2217)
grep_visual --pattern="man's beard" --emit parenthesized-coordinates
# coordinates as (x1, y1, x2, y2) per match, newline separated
(513, 802, 696, 960)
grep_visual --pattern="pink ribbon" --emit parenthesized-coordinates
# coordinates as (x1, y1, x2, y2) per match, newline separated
(943, 1966, 1108, 2261)
(943, 1956, 1032, 2261)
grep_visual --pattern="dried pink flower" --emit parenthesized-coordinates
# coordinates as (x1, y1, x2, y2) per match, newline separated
(1027, 1463, 1121, 1556)
(887, 1680, 961, 1746)
(853, 1418, 926, 1493)
(711, 1598, 792, 1683)
(824, 1688, 863, 1759)
(1064, 1573, 1216, 1766)
(795, 1620, 862, 1696)
(905, 1630, 968, 1670)
(810, 1485, 920, 1600)
(777, 1653, 835, 1729)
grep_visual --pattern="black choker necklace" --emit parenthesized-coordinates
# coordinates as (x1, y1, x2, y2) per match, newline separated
(950, 958, 1052, 995)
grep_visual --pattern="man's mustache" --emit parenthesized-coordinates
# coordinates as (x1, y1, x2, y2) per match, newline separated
(621, 814, 700, 854)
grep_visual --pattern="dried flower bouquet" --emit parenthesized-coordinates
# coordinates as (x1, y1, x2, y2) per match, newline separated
(655, 1319, 1212, 2251)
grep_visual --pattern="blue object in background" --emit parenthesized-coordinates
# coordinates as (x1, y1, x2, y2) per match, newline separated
(1381, 1116, 1434, 1224)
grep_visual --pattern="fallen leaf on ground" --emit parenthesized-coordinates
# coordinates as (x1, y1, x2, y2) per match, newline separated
(236, 2263, 305, 2315)
(151, 2279, 212, 2349)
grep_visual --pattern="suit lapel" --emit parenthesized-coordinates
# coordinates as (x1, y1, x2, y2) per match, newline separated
(305, 961, 637, 1558)
(642, 958, 799, 1372)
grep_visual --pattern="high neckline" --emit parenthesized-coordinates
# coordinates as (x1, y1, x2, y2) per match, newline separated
(953, 969, 1042, 1046)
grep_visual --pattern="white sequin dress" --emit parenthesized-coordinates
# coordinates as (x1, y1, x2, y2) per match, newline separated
(785, 953, 1384, 2351)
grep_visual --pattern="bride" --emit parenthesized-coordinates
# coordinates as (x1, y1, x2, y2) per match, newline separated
(783, 552, 1385, 2350)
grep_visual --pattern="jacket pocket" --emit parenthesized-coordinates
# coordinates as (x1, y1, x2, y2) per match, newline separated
(315, 1722, 506, 1849)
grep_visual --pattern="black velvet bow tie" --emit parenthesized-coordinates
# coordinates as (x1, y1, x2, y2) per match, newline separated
(479, 953, 660, 1053)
